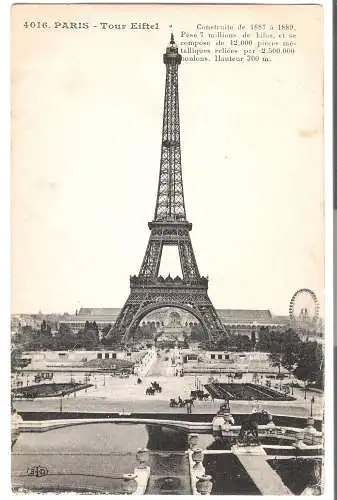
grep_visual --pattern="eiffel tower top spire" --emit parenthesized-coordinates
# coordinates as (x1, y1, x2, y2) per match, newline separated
(154, 36, 186, 222)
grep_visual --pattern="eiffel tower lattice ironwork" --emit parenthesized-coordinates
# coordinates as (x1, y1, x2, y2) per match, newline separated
(108, 35, 226, 345)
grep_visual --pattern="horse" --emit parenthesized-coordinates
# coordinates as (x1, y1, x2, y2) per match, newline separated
(169, 398, 179, 407)
(146, 387, 155, 396)
(151, 381, 162, 393)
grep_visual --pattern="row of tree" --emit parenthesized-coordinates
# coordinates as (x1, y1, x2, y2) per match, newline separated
(16, 321, 101, 351)
(14, 321, 324, 388)
(210, 327, 324, 389)
(263, 328, 324, 388)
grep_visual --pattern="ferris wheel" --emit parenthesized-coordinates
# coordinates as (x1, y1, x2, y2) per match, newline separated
(289, 288, 320, 322)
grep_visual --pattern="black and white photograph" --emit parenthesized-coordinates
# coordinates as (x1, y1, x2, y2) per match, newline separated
(10, 3, 330, 496)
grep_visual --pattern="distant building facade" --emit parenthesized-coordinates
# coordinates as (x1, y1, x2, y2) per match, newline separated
(13, 304, 324, 341)
(56, 307, 291, 336)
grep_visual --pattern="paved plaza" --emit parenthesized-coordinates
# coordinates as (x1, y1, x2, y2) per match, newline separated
(14, 369, 323, 418)
(13, 349, 323, 418)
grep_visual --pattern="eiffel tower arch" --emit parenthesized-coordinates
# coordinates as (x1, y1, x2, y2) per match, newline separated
(108, 35, 227, 346)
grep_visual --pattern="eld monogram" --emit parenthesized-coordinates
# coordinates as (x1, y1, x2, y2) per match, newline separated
(27, 465, 48, 478)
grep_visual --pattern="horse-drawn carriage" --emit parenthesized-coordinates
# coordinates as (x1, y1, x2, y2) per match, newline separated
(146, 387, 156, 395)
(169, 397, 194, 408)
(190, 390, 209, 401)
(145, 381, 162, 395)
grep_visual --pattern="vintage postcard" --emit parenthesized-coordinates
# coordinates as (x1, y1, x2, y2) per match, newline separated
(11, 3, 328, 496)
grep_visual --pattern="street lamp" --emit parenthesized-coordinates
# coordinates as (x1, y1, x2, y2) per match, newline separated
(304, 382, 307, 400)
(310, 396, 315, 417)
(59, 392, 65, 412)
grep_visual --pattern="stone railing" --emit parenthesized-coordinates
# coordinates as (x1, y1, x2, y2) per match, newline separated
(124, 448, 150, 495)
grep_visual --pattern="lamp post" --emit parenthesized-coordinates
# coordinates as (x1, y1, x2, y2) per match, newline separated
(310, 396, 315, 417)
(252, 321, 257, 352)
(59, 392, 64, 412)
(304, 382, 307, 400)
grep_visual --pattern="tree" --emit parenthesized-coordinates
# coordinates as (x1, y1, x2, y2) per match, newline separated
(236, 334, 251, 352)
(39, 320, 52, 338)
(77, 324, 99, 349)
(293, 341, 323, 387)
(59, 323, 72, 336)
(256, 327, 302, 373)
(101, 336, 114, 347)
(215, 338, 228, 351)
(251, 330, 256, 349)
(269, 351, 282, 375)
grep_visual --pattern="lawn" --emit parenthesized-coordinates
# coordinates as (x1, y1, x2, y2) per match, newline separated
(12, 382, 92, 399)
(204, 383, 296, 401)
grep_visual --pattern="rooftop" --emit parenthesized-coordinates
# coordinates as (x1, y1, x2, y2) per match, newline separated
(57, 307, 289, 326)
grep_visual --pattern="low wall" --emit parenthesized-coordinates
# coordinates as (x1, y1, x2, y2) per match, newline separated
(17, 411, 322, 431)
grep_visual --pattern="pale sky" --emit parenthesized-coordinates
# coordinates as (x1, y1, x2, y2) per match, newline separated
(11, 4, 324, 316)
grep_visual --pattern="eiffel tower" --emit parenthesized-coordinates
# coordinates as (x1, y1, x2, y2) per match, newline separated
(109, 35, 226, 345)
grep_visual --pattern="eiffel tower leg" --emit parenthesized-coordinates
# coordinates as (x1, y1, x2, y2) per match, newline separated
(178, 238, 200, 281)
(108, 296, 141, 344)
(139, 238, 163, 278)
(194, 302, 228, 344)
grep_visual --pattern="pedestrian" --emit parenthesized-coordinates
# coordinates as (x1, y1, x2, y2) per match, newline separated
(186, 400, 192, 414)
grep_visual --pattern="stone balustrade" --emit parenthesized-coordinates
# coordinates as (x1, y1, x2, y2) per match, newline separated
(122, 447, 150, 494)
(187, 434, 213, 495)
(211, 414, 323, 448)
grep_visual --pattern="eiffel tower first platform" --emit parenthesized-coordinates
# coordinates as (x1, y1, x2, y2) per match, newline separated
(108, 35, 227, 346)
